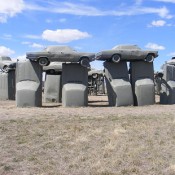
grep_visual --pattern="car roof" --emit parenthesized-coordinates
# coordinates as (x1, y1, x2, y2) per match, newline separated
(0, 56, 12, 61)
(44, 46, 76, 52)
(112, 45, 141, 50)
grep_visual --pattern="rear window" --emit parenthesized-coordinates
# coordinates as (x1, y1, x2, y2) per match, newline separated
(0, 56, 11, 61)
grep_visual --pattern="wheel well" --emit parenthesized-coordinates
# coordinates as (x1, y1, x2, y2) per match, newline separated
(38, 57, 50, 66)
(38, 56, 49, 60)
(147, 53, 155, 57)
(79, 56, 89, 61)
(110, 54, 121, 63)
(145, 53, 155, 63)
(3, 65, 8, 69)
(111, 53, 121, 58)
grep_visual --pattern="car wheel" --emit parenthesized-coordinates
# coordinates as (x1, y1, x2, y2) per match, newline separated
(38, 57, 50, 66)
(92, 73, 98, 79)
(145, 54, 154, 63)
(2, 65, 9, 73)
(80, 57, 90, 68)
(111, 54, 121, 63)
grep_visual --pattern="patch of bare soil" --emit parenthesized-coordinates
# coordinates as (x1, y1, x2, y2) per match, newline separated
(0, 95, 175, 175)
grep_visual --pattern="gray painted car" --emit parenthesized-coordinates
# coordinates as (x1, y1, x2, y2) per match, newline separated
(0, 56, 16, 73)
(166, 57, 175, 65)
(95, 45, 158, 63)
(43, 62, 62, 74)
(26, 46, 95, 67)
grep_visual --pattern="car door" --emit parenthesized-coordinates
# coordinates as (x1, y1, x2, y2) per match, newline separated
(131, 49, 144, 60)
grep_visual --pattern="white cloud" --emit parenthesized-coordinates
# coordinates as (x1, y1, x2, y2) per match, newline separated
(0, 46, 15, 56)
(0, 0, 24, 23)
(136, 6, 172, 19)
(23, 34, 41, 39)
(135, 0, 143, 5)
(30, 43, 44, 49)
(154, 0, 175, 3)
(22, 41, 44, 49)
(42, 29, 91, 43)
(0, 1, 171, 23)
(45, 18, 67, 23)
(46, 19, 53, 23)
(67, 3, 169, 18)
(150, 20, 166, 27)
(16, 55, 26, 60)
(24, 1, 172, 19)
(0, 1, 172, 23)
(59, 18, 67, 23)
(21, 41, 31, 45)
(74, 46, 83, 50)
(167, 52, 175, 57)
(0, 34, 13, 40)
(167, 23, 175, 26)
(145, 43, 165, 50)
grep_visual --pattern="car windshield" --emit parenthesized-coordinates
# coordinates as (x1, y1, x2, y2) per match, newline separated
(112, 45, 141, 50)
(0, 56, 11, 61)
(44, 46, 77, 53)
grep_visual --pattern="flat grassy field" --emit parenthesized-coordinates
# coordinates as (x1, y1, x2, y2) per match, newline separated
(0, 96, 175, 175)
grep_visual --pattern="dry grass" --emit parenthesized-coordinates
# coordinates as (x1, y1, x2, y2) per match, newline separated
(0, 96, 175, 175)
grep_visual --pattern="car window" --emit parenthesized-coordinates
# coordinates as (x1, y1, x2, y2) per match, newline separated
(112, 45, 141, 50)
(0, 56, 11, 61)
(44, 46, 76, 52)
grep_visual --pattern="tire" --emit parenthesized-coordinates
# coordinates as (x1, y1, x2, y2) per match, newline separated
(38, 57, 50, 66)
(145, 54, 154, 63)
(92, 73, 98, 79)
(111, 54, 121, 63)
(2, 65, 9, 73)
(80, 57, 90, 68)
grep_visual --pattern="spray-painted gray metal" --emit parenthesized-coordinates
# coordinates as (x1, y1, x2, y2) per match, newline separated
(62, 63, 88, 107)
(88, 69, 105, 95)
(154, 72, 163, 95)
(26, 46, 95, 67)
(0, 71, 15, 100)
(130, 61, 155, 106)
(16, 60, 42, 107)
(0, 56, 16, 73)
(43, 62, 62, 74)
(44, 74, 62, 103)
(166, 57, 175, 65)
(96, 45, 158, 63)
(160, 64, 175, 104)
(104, 61, 133, 107)
(43, 62, 62, 103)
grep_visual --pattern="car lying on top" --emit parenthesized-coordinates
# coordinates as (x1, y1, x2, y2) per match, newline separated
(26, 46, 95, 68)
(0, 56, 16, 73)
(95, 45, 158, 63)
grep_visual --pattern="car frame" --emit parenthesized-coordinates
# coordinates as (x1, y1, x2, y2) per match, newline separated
(26, 46, 95, 68)
(95, 45, 158, 63)
(0, 56, 16, 73)
(43, 62, 62, 74)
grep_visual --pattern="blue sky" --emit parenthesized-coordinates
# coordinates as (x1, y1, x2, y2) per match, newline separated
(0, 0, 175, 71)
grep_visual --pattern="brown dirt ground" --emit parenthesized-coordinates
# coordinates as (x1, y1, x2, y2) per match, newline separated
(0, 95, 175, 175)
(0, 95, 174, 121)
